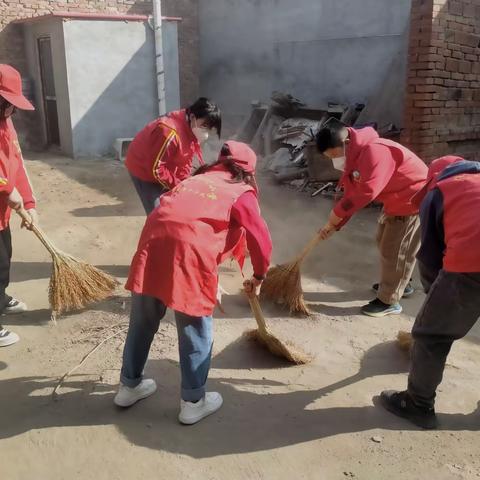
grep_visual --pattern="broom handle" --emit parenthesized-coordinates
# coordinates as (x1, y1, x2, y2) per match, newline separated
(294, 232, 323, 263)
(247, 295, 269, 336)
(16, 208, 58, 256)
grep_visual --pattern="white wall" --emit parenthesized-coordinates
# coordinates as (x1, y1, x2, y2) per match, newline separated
(64, 19, 180, 158)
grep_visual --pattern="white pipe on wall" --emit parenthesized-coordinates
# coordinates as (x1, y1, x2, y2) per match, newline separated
(153, 0, 166, 116)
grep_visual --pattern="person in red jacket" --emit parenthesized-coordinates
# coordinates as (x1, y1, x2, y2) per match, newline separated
(115, 141, 272, 425)
(125, 97, 221, 214)
(315, 118, 428, 317)
(380, 156, 480, 429)
(0, 64, 38, 347)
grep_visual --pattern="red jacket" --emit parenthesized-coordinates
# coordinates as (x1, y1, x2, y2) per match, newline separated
(334, 127, 428, 221)
(438, 166, 480, 272)
(0, 118, 36, 230)
(125, 109, 203, 190)
(126, 167, 272, 316)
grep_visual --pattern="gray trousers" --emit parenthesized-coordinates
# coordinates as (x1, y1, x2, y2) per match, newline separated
(408, 269, 480, 409)
(130, 174, 168, 215)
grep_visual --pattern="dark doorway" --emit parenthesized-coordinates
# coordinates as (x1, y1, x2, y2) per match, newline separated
(37, 37, 60, 146)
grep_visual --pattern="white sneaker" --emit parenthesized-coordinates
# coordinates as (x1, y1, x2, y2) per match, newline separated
(114, 379, 157, 407)
(0, 327, 20, 347)
(4, 298, 28, 315)
(178, 392, 223, 425)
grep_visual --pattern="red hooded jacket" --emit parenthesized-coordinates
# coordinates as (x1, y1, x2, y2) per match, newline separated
(334, 128, 427, 221)
(126, 142, 272, 317)
(0, 118, 36, 230)
(125, 109, 203, 190)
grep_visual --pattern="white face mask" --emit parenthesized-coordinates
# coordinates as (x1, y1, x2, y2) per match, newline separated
(330, 143, 347, 171)
(192, 118, 210, 144)
(331, 155, 346, 171)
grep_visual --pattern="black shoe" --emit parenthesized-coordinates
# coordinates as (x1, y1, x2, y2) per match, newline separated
(380, 390, 438, 429)
(372, 281, 414, 298)
(361, 298, 402, 317)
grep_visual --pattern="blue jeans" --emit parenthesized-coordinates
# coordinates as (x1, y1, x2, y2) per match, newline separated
(129, 174, 168, 215)
(120, 294, 213, 402)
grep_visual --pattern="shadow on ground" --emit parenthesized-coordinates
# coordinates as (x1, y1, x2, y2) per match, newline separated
(1, 342, 478, 458)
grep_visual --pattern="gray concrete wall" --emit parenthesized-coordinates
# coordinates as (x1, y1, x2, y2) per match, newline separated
(23, 18, 73, 155)
(63, 19, 180, 158)
(199, 0, 412, 127)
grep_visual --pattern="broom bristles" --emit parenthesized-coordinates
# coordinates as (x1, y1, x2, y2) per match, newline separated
(260, 261, 311, 315)
(243, 328, 311, 365)
(49, 252, 119, 314)
(397, 330, 413, 351)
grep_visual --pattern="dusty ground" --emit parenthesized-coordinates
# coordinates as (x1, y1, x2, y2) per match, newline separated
(1, 152, 480, 480)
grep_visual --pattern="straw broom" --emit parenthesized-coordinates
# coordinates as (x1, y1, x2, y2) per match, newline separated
(397, 330, 413, 351)
(260, 232, 322, 315)
(17, 209, 119, 319)
(244, 288, 311, 364)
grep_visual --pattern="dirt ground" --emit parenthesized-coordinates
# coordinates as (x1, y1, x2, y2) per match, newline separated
(1, 152, 480, 480)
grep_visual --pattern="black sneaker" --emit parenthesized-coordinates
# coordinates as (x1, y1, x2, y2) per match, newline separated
(361, 298, 402, 317)
(372, 282, 414, 298)
(380, 390, 438, 429)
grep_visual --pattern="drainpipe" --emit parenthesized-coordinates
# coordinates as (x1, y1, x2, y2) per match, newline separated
(152, 0, 166, 116)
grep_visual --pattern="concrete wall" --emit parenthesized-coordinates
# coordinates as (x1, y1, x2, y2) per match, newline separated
(199, 0, 412, 126)
(23, 18, 73, 154)
(63, 19, 180, 158)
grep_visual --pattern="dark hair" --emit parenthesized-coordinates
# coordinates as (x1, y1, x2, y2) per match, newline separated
(187, 97, 222, 137)
(194, 144, 256, 187)
(316, 117, 347, 153)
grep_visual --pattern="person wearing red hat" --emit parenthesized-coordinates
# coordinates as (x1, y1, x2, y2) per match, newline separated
(380, 156, 480, 429)
(125, 97, 221, 214)
(315, 119, 428, 317)
(115, 141, 272, 424)
(0, 64, 38, 348)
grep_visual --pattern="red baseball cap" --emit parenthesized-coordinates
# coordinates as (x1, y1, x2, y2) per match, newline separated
(411, 155, 463, 208)
(219, 140, 257, 174)
(0, 64, 34, 111)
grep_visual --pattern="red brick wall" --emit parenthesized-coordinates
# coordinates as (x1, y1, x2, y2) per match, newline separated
(402, 0, 480, 161)
(0, 0, 199, 148)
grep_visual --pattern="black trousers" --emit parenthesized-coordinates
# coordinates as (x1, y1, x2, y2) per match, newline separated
(0, 227, 12, 316)
(408, 269, 480, 408)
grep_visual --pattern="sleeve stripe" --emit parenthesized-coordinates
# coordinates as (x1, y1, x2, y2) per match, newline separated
(0, 178, 8, 185)
(152, 130, 177, 184)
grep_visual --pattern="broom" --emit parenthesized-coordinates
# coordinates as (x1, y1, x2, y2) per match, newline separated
(244, 285, 311, 364)
(260, 232, 322, 315)
(17, 208, 119, 318)
(397, 330, 413, 351)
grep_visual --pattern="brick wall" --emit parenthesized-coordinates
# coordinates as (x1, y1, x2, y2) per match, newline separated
(402, 0, 480, 161)
(0, 0, 199, 148)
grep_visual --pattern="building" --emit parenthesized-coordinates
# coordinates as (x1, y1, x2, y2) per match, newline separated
(0, 0, 199, 154)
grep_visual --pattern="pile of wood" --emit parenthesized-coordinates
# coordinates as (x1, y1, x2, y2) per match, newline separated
(235, 92, 365, 197)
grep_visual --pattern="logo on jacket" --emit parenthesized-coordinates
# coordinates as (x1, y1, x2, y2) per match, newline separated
(351, 170, 361, 182)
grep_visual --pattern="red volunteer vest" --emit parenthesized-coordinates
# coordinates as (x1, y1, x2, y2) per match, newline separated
(438, 173, 480, 272)
(126, 169, 254, 316)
